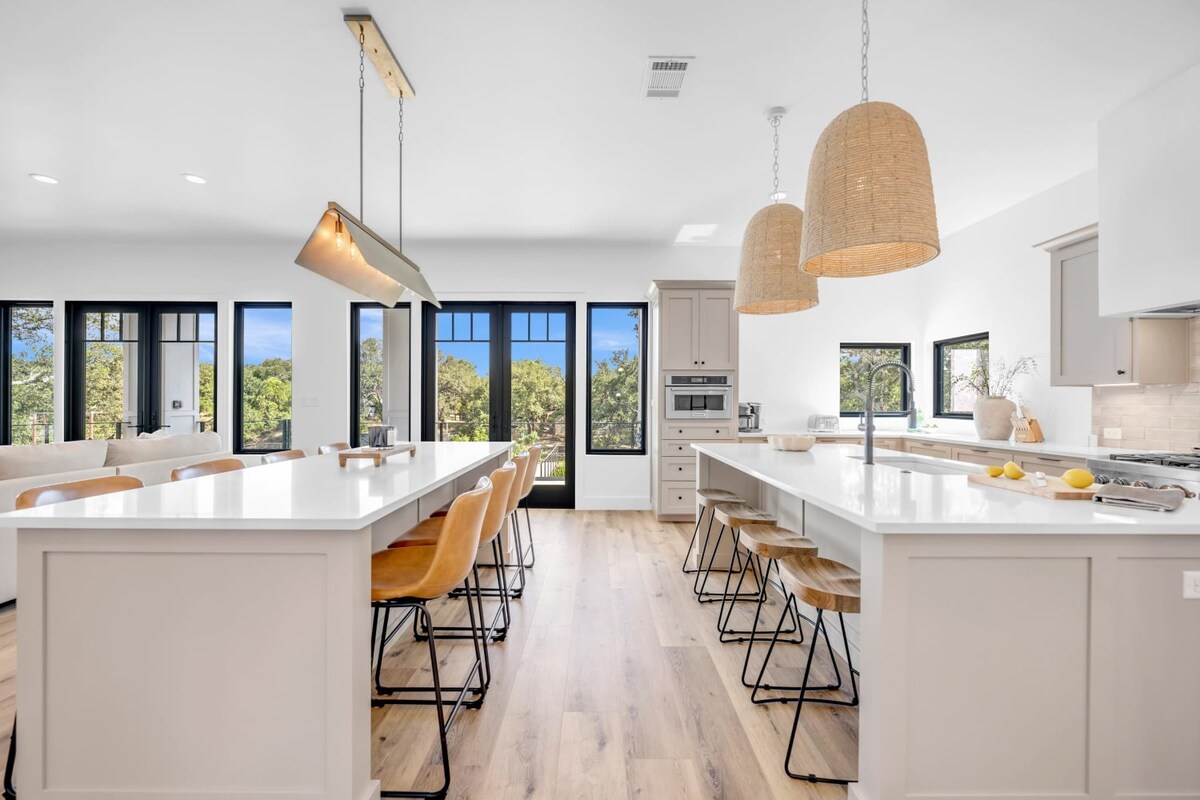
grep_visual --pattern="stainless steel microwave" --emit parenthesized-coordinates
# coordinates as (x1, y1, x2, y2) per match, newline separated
(664, 374, 733, 419)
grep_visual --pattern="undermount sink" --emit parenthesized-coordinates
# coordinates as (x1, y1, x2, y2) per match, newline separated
(847, 455, 974, 476)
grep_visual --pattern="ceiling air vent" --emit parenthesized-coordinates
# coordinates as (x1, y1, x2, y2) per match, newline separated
(645, 57, 693, 98)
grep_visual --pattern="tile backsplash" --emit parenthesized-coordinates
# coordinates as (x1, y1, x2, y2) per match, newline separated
(1092, 318, 1200, 451)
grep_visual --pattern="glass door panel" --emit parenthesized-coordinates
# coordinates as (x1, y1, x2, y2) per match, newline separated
(83, 310, 140, 439)
(7, 305, 55, 445)
(508, 308, 569, 490)
(352, 304, 411, 445)
(158, 309, 217, 435)
(429, 307, 492, 442)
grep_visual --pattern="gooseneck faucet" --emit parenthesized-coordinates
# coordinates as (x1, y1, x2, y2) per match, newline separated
(864, 361, 917, 465)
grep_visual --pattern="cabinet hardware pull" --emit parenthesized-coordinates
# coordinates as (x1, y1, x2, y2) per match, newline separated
(1117, 369, 1126, 375)
(1042, 457, 1062, 462)
(971, 448, 987, 453)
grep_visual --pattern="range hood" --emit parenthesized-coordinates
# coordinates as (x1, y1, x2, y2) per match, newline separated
(295, 203, 440, 308)
(1135, 302, 1200, 318)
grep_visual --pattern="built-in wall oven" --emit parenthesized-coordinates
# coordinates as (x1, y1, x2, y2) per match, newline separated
(665, 374, 733, 419)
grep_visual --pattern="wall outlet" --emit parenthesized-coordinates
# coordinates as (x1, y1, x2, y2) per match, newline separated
(1102, 427, 1122, 440)
(301, 397, 319, 407)
(1184, 571, 1200, 600)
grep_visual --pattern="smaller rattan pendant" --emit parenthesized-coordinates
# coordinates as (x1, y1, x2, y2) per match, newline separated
(734, 108, 819, 315)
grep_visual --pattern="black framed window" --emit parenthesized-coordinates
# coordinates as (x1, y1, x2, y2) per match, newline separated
(586, 303, 647, 454)
(934, 332, 989, 418)
(350, 302, 411, 447)
(839, 343, 911, 417)
(1, 302, 54, 445)
(233, 303, 292, 453)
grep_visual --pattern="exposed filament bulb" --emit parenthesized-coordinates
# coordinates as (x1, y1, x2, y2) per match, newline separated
(334, 217, 345, 253)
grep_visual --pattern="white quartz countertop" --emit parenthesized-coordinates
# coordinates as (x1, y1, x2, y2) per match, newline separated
(695, 443, 1200, 535)
(1, 441, 512, 531)
(738, 429, 1137, 460)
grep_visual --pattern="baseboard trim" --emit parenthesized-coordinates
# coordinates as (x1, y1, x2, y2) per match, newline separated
(575, 497, 653, 510)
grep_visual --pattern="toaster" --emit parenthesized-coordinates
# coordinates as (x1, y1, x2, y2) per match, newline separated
(806, 414, 839, 433)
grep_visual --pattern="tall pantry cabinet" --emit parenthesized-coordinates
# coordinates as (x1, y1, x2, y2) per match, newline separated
(648, 280, 739, 520)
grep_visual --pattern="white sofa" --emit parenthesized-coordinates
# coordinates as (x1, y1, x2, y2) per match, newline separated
(0, 432, 243, 604)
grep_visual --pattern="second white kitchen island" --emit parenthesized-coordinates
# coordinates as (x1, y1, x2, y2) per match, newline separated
(696, 442, 1200, 800)
(2, 441, 512, 800)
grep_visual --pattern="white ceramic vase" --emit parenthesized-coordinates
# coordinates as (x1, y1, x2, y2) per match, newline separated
(973, 396, 1016, 440)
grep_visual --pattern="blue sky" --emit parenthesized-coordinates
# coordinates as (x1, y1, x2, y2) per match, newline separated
(241, 307, 292, 365)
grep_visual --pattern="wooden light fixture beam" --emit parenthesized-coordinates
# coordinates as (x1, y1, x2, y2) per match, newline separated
(344, 14, 415, 99)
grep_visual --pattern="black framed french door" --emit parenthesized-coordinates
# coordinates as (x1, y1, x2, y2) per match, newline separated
(65, 302, 217, 441)
(421, 302, 575, 508)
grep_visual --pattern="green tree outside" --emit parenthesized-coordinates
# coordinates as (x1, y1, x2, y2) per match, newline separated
(840, 346, 907, 415)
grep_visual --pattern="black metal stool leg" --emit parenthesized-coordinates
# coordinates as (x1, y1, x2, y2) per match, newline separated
(520, 498, 535, 568)
(697, 525, 762, 605)
(719, 556, 801, 644)
(749, 594, 843, 704)
(3, 713, 14, 800)
(783, 609, 859, 785)
(682, 503, 705, 574)
(381, 604, 453, 799)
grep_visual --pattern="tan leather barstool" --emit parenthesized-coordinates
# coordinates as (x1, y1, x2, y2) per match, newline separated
(318, 442, 351, 454)
(370, 478, 492, 800)
(695, 502, 776, 604)
(262, 448, 305, 464)
(515, 443, 541, 568)
(685, 488, 743, 578)
(388, 461, 518, 660)
(9, 473, 148, 795)
(170, 457, 245, 481)
(771, 555, 861, 786)
(15, 475, 144, 509)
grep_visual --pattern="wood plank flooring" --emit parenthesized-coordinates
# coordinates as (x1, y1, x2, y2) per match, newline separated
(0, 509, 857, 798)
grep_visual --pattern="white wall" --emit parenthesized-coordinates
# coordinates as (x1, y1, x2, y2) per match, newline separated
(0, 238, 737, 510)
(0, 170, 1106, 512)
(741, 170, 1100, 445)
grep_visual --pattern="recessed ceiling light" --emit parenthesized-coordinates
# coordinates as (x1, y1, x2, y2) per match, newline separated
(182, 173, 207, 184)
(675, 224, 718, 245)
(28, 173, 58, 184)
(769, 191, 788, 201)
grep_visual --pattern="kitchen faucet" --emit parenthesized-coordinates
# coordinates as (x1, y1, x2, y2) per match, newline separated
(864, 361, 917, 465)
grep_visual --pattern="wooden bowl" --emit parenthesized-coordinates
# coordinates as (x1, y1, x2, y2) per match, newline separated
(768, 433, 816, 451)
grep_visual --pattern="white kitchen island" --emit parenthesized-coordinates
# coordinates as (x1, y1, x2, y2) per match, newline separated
(2, 441, 512, 800)
(695, 442, 1200, 800)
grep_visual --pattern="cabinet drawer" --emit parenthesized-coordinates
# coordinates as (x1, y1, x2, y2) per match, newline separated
(876, 437, 902, 452)
(662, 457, 697, 481)
(905, 440, 954, 459)
(662, 441, 694, 458)
(660, 481, 696, 515)
(663, 423, 735, 440)
(816, 436, 863, 445)
(951, 446, 1013, 467)
(1017, 455, 1086, 474)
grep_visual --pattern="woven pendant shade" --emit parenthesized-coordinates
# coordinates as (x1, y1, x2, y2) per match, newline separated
(800, 101, 940, 278)
(735, 202, 819, 314)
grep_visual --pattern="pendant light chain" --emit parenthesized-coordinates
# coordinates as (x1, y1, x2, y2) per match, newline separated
(358, 27, 366, 219)
(403, 96, 408, 248)
(770, 114, 781, 203)
(860, 0, 870, 103)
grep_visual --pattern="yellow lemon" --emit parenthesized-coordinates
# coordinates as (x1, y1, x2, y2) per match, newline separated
(1061, 468, 1095, 489)
(985, 465, 1004, 478)
(1002, 461, 1025, 480)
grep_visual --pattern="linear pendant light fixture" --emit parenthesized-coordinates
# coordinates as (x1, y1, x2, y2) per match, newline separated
(800, 0, 939, 278)
(734, 107, 818, 314)
(295, 14, 439, 308)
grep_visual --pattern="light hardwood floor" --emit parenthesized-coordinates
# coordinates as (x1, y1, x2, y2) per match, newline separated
(0, 510, 857, 799)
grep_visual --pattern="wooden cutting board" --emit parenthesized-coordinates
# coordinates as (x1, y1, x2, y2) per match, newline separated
(967, 472, 1096, 500)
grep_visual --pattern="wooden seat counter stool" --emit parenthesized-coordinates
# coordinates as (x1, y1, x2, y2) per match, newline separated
(716, 524, 816, 681)
(683, 487, 742, 576)
(170, 457, 245, 482)
(695, 502, 775, 604)
(317, 441, 351, 454)
(5, 474, 148, 799)
(762, 555, 862, 785)
(448, 451, 530, 602)
(261, 448, 305, 464)
(370, 478, 493, 799)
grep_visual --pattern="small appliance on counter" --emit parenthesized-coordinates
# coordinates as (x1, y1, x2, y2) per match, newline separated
(738, 402, 762, 433)
(806, 414, 839, 433)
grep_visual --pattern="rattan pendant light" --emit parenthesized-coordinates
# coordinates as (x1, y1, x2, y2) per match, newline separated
(734, 108, 819, 315)
(800, 0, 939, 278)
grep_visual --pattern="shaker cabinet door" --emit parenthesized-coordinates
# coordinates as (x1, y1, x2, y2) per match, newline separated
(660, 290, 699, 370)
(696, 291, 737, 370)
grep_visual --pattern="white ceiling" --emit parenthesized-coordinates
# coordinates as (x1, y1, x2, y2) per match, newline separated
(3, 0, 1199, 246)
